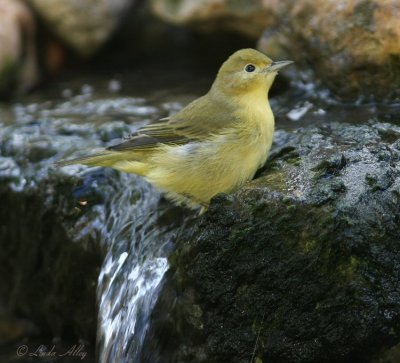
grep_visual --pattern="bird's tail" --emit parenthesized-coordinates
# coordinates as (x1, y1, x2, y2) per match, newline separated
(55, 150, 120, 167)
(55, 150, 150, 176)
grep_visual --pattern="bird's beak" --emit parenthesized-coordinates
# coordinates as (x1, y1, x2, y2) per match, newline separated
(265, 60, 294, 73)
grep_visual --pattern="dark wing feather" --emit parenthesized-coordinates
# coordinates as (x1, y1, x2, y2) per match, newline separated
(107, 94, 237, 152)
(107, 132, 187, 151)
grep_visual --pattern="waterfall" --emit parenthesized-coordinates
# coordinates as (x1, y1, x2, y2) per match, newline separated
(96, 172, 189, 362)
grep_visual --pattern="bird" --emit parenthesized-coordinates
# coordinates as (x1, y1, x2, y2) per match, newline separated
(57, 48, 292, 211)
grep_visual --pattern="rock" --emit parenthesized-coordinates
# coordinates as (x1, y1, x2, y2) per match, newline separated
(258, 0, 400, 101)
(372, 342, 400, 363)
(143, 121, 400, 363)
(150, 0, 276, 38)
(26, 0, 135, 57)
(0, 168, 104, 340)
(150, 0, 400, 100)
(0, 132, 108, 342)
(0, 0, 38, 97)
(0, 93, 149, 343)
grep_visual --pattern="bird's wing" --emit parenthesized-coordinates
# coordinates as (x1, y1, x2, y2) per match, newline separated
(108, 95, 237, 152)
(107, 120, 191, 151)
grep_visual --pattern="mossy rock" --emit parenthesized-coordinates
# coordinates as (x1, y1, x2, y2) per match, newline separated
(0, 115, 132, 343)
(143, 121, 400, 363)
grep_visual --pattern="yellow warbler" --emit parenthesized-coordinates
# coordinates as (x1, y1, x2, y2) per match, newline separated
(57, 49, 292, 210)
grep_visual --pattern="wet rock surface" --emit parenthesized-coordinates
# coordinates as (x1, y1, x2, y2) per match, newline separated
(0, 124, 110, 344)
(143, 121, 400, 363)
(0, 91, 157, 346)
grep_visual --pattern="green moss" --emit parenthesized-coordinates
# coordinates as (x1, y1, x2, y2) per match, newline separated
(337, 255, 360, 280)
(185, 304, 204, 329)
(285, 156, 301, 166)
(286, 204, 297, 212)
(301, 239, 318, 253)
(252, 170, 287, 192)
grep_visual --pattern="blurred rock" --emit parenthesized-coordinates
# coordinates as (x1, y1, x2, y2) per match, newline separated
(27, 0, 135, 57)
(259, 0, 400, 101)
(143, 122, 400, 363)
(150, 0, 278, 38)
(150, 0, 400, 101)
(0, 0, 39, 97)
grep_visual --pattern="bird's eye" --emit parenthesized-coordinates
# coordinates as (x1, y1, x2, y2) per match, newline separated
(245, 64, 256, 73)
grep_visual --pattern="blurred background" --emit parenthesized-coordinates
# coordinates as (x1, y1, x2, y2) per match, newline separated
(1, 0, 400, 102)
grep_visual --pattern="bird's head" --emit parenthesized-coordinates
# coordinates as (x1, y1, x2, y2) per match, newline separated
(212, 48, 292, 98)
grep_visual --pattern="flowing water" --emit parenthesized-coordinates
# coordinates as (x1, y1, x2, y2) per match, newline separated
(96, 173, 192, 363)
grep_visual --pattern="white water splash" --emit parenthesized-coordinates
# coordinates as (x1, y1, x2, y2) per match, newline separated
(97, 173, 186, 363)
(287, 101, 313, 121)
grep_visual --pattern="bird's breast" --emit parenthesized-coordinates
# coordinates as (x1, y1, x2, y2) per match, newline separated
(236, 100, 275, 167)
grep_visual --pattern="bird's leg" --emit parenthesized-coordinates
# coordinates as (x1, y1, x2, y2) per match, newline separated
(180, 192, 209, 215)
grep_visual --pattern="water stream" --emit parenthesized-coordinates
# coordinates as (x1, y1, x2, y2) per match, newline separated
(96, 173, 191, 363)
